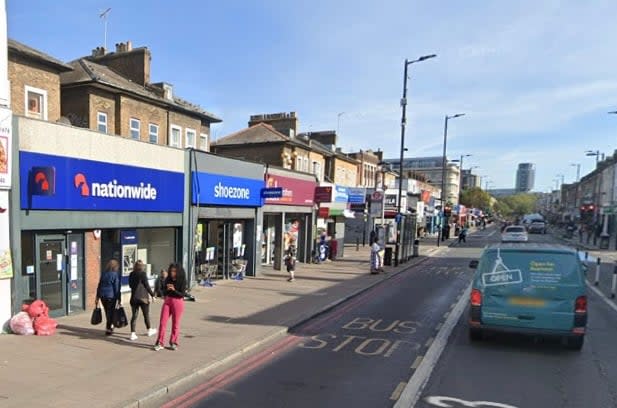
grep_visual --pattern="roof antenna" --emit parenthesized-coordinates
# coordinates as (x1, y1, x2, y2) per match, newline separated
(99, 8, 111, 51)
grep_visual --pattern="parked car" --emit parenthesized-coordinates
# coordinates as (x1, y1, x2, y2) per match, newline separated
(527, 221, 547, 234)
(501, 225, 529, 242)
(468, 244, 587, 350)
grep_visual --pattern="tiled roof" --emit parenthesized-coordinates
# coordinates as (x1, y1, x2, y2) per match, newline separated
(8, 38, 73, 72)
(61, 58, 222, 123)
(214, 123, 290, 145)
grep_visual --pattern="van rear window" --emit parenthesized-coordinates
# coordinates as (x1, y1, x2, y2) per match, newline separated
(478, 251, 582, 287)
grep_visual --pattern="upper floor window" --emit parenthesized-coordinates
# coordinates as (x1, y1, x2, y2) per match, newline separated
(303, 157, 309, 172)
(25, 86, 47, 120)
(295, 156, 303, 171)
(97, 112, 108, 133)
(149, 123, 159, 144)
(186, 128, 196, 148)
(313, 161, 322, 180)
(130, 118, 140, 140)
(199, 133, 209, 151)
(169, 125, 181, 148)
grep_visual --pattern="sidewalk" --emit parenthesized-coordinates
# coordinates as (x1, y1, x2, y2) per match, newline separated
(0, 241, 440, 408)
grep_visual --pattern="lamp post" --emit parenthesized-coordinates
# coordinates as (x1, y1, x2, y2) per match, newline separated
(337, 112, 345, 136)
(395, 54, 436, 265)
(571, 163, 581, 182)
(586, 150, 600, 165)
(556, 174, 565, 187)
(437, 113, 465, 246)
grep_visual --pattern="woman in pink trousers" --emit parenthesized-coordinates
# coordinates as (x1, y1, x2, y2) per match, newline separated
(154, 263, 186, 351)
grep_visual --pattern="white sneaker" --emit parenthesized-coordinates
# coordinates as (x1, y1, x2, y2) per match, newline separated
(129, 332, 138, 341)
(147, 328, 157, 337)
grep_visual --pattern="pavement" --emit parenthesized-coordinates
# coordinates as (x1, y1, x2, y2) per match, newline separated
(0, 240, 439, 408)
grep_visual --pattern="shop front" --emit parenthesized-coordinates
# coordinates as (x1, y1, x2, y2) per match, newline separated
(189, 151, 264, 280)
(11, 147, 184, 317)
(315, 184, 354, 259)
(262, 168, 317, 269)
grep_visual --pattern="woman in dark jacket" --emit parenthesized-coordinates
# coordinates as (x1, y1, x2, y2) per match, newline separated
(154, 263, 187, 351)
(154, 268, 168, 298)
(96, 259, 121, 335)
(128, 261, 156, 341)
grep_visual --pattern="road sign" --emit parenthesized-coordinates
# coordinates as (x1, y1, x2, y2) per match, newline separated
(371, 191, 383, 202)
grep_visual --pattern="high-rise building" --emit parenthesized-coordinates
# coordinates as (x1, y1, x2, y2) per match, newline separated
(461, 169, 481, 190)
(516, 163, 535, 192)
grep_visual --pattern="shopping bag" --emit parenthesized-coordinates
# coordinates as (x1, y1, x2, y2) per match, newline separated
(90, 306, 102, 325)
(113, 304, 128, 328)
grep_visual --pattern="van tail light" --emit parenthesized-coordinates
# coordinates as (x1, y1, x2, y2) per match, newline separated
(575, 296, 587, 313)
(471, 289, 482, 307)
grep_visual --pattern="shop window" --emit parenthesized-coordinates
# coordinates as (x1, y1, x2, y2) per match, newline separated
(169, 125, 181, 147)
(25, 86, 47, 120)
(97, 112, 108, 133)
(149, 123, 159, 144)
(130, 118, 141, 140)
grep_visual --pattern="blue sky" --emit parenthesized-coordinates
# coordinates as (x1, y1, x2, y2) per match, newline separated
(8, 0, 617, 191)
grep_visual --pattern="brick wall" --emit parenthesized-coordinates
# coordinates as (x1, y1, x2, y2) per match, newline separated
(89, 90, 117, 134)
(85, 231, 101, 310)
(61, 88, 90, 128)
(8, 57, 62, 121)
(214, 144, 284, 166)
(334, 157, 359, 187)
(118, 95, 168, 143)
(168, 111, 202, 148)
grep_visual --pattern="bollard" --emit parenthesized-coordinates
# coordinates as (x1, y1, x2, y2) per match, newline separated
(585, 252, 589, 261)
(356, 237, 360, 252)
(595, 257, 601, 286)
(612, 263, 617, 298)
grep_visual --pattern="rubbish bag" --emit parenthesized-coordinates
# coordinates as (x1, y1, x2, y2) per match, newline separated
(113, 304, 128, 328)
(25, 300, 49, 319)
(9, 312, 35, 335)
(33, 316, 58, 336)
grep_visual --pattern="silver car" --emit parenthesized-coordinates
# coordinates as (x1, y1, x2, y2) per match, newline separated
(501, 225, 529, 242)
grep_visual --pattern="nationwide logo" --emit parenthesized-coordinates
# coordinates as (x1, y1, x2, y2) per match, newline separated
(74, 173, 158, 200)
(30, 166, 56, 196)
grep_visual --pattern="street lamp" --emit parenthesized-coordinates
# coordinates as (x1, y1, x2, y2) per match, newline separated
(556, 174, 565, 187)
(337, 112, 345, 136)
(396, 53, 436, 264)
(585, 150, 600, 164)
(570, 163, 581, 182)
(437, 113, 465, 246)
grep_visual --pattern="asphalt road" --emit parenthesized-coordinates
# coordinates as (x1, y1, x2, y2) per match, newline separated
(418, 231, 617, 408)
(163, 228, 496, 408)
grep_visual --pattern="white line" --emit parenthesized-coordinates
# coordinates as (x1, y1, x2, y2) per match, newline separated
(586, 281, 617, 313)
(390, 381, 408, 401)
(487, 230, 496, 237)
(411, 356, 423, 370)
(424, 337, 434, 348)
(394, 283, 472, 408)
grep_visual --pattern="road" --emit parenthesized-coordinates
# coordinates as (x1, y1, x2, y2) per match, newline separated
(418, 232, 617, 408)
(160, 226, 617, 408)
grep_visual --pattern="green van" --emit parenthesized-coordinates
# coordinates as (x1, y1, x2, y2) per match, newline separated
(468, 243, 587, 350)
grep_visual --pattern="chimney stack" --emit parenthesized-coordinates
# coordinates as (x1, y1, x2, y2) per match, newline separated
(91, 46, 106, 58)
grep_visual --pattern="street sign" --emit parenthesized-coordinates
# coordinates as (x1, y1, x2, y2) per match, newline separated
(261, 187, 283, 198)
(371, 191, 383, 202)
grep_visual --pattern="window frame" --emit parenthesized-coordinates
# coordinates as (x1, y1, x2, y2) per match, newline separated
(148, 123, 159, 144)
(199, 133, 209, 151)
(185, 128, 197, 148)
(169, 124, 182, 148)
(97, 111, 108, 133)
(24, 85, 48, 120)
(129, 118, 141, 140)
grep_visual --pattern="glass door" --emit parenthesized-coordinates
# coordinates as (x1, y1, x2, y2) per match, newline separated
(67, 233, 85, 313)
(35, 234, 66, 317)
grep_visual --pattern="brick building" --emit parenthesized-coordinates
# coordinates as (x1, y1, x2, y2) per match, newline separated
(60, 41, 221, 150)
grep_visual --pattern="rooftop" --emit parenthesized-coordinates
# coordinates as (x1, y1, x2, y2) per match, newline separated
(8, 38, 73, 72)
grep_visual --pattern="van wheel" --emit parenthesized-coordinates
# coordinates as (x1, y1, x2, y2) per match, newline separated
(566, 336, 584, 350)
(469, 328, 483, 342)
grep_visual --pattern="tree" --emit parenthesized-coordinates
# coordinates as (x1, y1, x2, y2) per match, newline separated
(460, 187, 492, 210)
(498, 193, 538, 216)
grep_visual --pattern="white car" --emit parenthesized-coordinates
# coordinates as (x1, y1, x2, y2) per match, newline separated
(501, 225, 529, 242)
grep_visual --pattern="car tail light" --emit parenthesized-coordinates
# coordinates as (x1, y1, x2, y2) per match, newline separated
(575, 296, 587, 313)
(471, 289, 482, 306)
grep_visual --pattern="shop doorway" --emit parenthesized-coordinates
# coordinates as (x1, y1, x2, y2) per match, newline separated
(196, 220, 250, 279)
(35, 235, 66, 317)
(34, 233, 85, 317)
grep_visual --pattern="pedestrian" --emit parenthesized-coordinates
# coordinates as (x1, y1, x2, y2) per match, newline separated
(154, 268, 168, 298)
(458, 227, 468, 243)
(284, 243, 297, 282)
(128, 261, 157, 341)
(370, 237, 382, 274)
(96, 259, 121, 336)
(154, 263, 187, 351)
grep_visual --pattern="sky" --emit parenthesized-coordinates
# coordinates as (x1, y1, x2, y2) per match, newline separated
(7, 0, 617, 191)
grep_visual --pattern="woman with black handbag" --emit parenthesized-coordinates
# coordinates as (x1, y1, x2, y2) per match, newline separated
(96, 259, 121, 336)
(128, 261, 157, 341)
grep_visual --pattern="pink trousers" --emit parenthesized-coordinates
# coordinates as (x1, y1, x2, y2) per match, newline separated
(157, 296, 184, 345)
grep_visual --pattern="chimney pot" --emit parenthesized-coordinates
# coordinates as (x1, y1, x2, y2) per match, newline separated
(126, 40, 132, 51)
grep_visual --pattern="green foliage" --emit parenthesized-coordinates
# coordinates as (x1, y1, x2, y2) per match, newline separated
(460, 187, 492, 210)
(496, 193, 538, 217)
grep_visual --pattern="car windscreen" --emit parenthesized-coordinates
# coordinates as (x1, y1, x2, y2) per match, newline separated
(505, 227, 525, 233)
(477, 250, 582, 288)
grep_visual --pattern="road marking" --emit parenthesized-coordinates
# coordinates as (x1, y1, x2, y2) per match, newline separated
(425, 396, 519, 408)
(390, 382, 408, 401)
(435, 323, 443, 331)
(393, 283, 472, 408)
(425, 337, 434, 347)
(586, 281, 617, 313)
(411, 355, 423, 369)
(487, 230, 496, 237)
(443, 311, 449, 319)
(449, 302, 456, 310)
